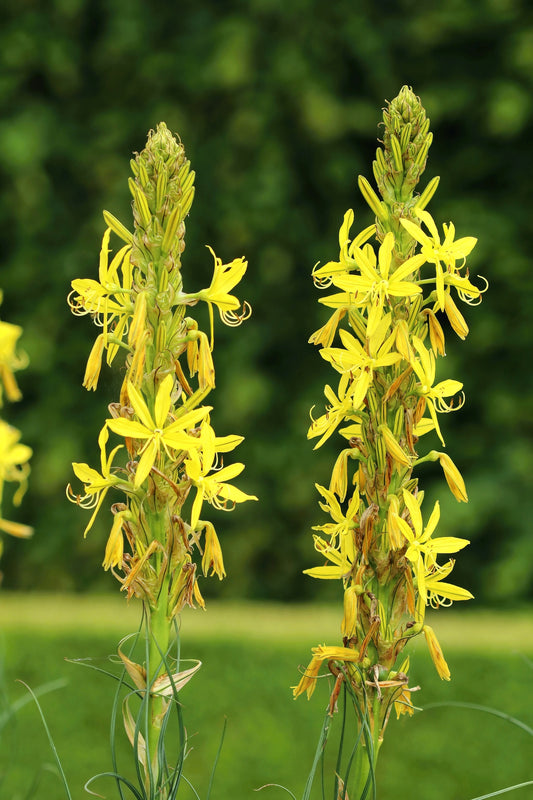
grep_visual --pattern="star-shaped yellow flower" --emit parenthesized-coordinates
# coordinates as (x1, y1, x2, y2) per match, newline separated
(396, 490, 469, 604)
(411, 336, 464, 446)
(327, 232, 424, 338)
(320, 313, 401, 410)
(68, 426, 125, 536)
(106, 374, 211, 488)
(185, 421, 257, 529)
(400, 210, 477, 311)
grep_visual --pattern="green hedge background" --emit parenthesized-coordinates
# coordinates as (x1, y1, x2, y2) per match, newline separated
(1, 0, 533, 604)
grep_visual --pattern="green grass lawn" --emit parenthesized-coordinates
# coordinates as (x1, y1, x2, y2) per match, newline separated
(1, 594, 532, 800)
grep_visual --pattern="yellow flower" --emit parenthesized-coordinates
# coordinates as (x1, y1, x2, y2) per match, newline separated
(0, 320, 27, 403)
(68, 426, 125, 536)
(400, 209, 477, 311)
(411, 336, 464, 446)
(303, 534, 353, 581)
(180, 247, 250, 345)
(424, 558, 473, 608)
(0, 420, 32, 507)
(0, 517, 32, 538)
(312, 484, 359, 555)
(396, 489, 469, 604)
(185, 422, 257, 529)
(68, 228, 134, 366)
(106, 375, 211, 488)
(307, 374, 356, 449)
(328, 232, 423, 338)
(321, 313, 401, 410)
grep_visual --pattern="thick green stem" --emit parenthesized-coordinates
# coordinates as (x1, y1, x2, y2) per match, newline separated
(144, 509, 172, 794)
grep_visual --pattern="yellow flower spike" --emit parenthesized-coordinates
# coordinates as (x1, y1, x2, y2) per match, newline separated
(107, 375, 212, 488)
(423, 624, 451, 680)
(201, 520, 226, 580)
(444, 292, 469, 339)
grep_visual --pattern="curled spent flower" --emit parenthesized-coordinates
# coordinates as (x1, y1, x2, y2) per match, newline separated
(293, 644, 361, 699)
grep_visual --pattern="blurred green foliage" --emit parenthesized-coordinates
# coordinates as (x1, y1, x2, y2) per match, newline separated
(1, 0, 533, 603)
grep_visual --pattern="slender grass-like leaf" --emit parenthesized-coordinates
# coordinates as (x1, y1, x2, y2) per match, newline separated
(424, 701, 533, 737)
(468, 781, 533, 799)
(18, 681, 73, 800)
(206, 716, 227, 800)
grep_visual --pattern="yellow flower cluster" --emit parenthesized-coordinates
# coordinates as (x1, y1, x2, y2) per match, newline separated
(295, 88, 485, 746)
(67, 123, 257, 617)
(0, 292, 32, 565)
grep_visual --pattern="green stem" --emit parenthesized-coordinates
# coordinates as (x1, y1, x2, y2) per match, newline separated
(144, 509, 172, 795)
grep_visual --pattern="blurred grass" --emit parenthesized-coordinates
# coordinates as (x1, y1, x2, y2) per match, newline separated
(1, 595, 532, 799)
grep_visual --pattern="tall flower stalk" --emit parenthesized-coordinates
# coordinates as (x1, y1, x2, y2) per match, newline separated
(294, 86, 485, 797)
(68, 123, 256, 797)
(0, 292, 32, 578)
